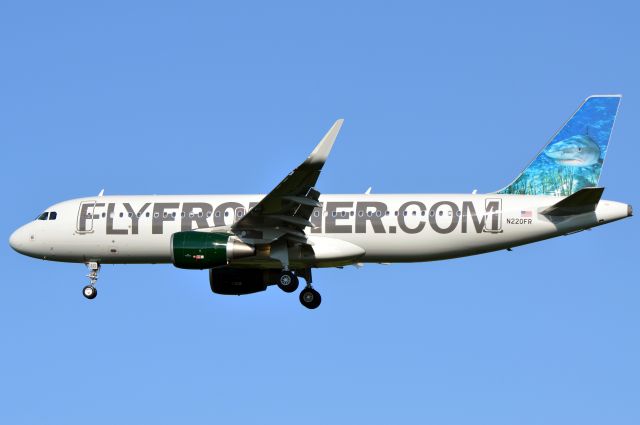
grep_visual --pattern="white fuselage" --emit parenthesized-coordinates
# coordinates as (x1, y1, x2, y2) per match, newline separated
(9, 193, 631, 268)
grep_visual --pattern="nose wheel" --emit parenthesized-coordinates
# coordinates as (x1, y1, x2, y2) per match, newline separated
(83, 262, 100, 300)
(83, 285, 97, 299)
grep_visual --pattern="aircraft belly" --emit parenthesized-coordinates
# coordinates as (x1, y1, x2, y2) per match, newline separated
(45, 232, 173, 264)
(332, 219, 576, 263)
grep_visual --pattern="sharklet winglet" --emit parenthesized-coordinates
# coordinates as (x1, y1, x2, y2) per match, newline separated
(304, 119, 344, 167)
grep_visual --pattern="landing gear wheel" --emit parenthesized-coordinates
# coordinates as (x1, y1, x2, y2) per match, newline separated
(299, 287, 321, 309)
(83, 285, 97, 300)
(277, 271, 299, 293)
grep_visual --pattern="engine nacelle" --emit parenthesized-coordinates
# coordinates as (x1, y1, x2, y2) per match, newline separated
(171, 231, 255, 269)
(209, 267, 268, 295)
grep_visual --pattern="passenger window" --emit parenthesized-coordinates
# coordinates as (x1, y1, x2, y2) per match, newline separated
(49, 212, 57, 220)
(119, 212, 124, 218)
(146, 212, 150, 217)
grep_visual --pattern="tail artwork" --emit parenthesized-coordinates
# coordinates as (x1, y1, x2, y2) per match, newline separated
(498, 95, 621, 196)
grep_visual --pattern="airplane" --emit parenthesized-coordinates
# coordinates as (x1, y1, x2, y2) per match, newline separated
(9, 95, 632, 309)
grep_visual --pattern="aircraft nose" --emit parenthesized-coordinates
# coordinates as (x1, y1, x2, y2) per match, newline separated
(9, 225, 30, 254)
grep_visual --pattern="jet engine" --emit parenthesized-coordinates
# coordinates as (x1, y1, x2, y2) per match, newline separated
(209, 267, 269, 295)
(171, 231, 255, 269)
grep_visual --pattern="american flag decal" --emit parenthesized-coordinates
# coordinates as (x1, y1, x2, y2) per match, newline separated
(520, 210, 532, 218)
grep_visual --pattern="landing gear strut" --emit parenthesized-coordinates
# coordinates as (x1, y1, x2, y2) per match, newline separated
(83, 262, 100, 300)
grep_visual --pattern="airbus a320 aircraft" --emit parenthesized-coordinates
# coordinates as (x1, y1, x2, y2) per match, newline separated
(9, 95, 632, 309)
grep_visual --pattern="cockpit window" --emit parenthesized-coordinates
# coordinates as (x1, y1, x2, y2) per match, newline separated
(36, 212, 49, 221)
(49, 212, 57, 220)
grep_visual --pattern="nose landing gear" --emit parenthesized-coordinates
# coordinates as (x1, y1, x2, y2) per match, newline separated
(83, 285, 97, 299)
(83, 262, 100, 300)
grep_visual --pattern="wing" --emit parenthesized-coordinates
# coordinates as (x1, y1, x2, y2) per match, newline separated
(231, 119, 344, 245)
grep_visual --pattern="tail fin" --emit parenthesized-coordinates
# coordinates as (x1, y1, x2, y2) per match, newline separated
(497, 95, 621, 196)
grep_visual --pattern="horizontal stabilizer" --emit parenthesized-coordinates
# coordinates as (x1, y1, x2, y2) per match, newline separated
(541, 187, 604, 216)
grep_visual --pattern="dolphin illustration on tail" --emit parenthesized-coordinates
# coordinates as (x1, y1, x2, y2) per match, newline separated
(497, 95, 621, 196)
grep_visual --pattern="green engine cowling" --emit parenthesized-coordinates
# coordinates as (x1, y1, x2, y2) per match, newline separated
(171, 231, 255, 269)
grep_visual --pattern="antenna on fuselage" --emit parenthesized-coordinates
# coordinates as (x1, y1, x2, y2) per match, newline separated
(98, 189, 105, 197)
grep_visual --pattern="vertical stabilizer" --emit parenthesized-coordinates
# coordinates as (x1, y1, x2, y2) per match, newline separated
(497, 95, 621, 196)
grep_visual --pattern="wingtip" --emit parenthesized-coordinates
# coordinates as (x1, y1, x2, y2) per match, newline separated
(305, 119, 344, 165)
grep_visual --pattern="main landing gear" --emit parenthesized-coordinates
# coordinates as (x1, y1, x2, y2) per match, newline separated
(299, 287, 321, 309)
(276, 269, 321, 309)
(83, 262, 100, 300)
(277, 270, 299, 293)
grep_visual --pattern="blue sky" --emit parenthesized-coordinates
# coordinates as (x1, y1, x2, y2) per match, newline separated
(1, 1, 639, 424)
